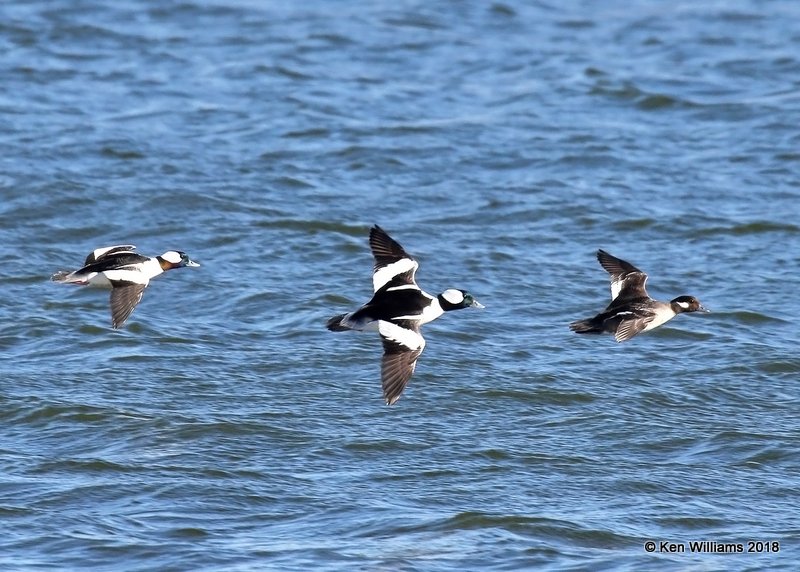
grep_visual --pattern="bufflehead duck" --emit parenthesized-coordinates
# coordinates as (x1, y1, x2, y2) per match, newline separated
(570, 249, 708, 342)
(326, 225, 484, 405)
(51, 245, 200, 329)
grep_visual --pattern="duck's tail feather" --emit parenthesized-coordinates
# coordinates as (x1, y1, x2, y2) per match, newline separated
(326, 313, 352, 331)
(51, 270, 76, 283)
(569, 318, 602, 334)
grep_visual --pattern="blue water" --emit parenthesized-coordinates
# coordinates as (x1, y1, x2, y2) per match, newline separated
(1, 1, 799, 570)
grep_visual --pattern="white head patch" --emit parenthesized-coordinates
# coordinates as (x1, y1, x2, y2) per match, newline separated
(161, 251, 183, 264)
(441, 289, 465, 305)
(677, 301, 691, 310)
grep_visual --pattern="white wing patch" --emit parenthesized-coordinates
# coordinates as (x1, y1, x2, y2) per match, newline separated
(609, 277, 624, 301)
(372, 258, 418, 292)
(609, 273, 648, 301)
(378, 320, 425, 351)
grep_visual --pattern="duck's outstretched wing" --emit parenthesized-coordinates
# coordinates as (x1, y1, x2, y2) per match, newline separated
(378, 320, 425, 405)
(84, 245, 137, 266)
(606, 310, 655, 342)
(109, 282, 147, 329)
(597, 249, 649, 303)
(369, 225, 419, 293)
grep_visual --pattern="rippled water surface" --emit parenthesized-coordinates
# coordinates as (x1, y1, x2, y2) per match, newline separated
(2, 1, 799, 570)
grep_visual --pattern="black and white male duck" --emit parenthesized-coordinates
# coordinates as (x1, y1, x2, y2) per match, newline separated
(52, 245, 199, 329)
(327, 225, 483, 405)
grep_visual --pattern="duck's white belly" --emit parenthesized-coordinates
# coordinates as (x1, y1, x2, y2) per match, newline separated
(86, 268, 151, 288)
(84, 271, 114, 288)
(393, 300, 444, 326)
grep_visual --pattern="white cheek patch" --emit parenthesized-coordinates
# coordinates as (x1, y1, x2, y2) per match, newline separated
(677, 301, 691, 310)
(161, 251, 183, 264)
(441, 289, 464, 305)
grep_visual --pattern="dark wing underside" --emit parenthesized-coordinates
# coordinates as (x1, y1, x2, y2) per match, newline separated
(381, 345, 424, 406)
(597, 249, 642, 275)
(109, 282, 147, 329)
(604, 309, 654, 342)
(378, 319, 425, 405)
(369, 225, 413, 269)
(613, 319, 649, 342)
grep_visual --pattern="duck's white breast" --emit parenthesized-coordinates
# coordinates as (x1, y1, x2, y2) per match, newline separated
(642, 305, 676, 331)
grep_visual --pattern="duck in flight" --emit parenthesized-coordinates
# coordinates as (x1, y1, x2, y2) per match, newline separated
(52, 245, 200, 329)
(326, 225, 484, 405)
(570, 249, 708, 342)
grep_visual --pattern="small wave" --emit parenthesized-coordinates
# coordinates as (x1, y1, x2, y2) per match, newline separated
(695, 221, 800, 236)
(611, 218, 656, 230)
(396, 511, 634, 549)
(588, 80, 694, 110)
(99, 145, 146, 160)
(281, 127, 331, 139)
(757, 360, 800, 374)
(474, 387, 597, 405)
(656, 516, 726, 530)
(725, 310, 786, 324)
(2, 400, 124, 425)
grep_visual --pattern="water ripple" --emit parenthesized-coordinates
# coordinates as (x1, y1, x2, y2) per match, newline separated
(2, 0, 800, 570)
